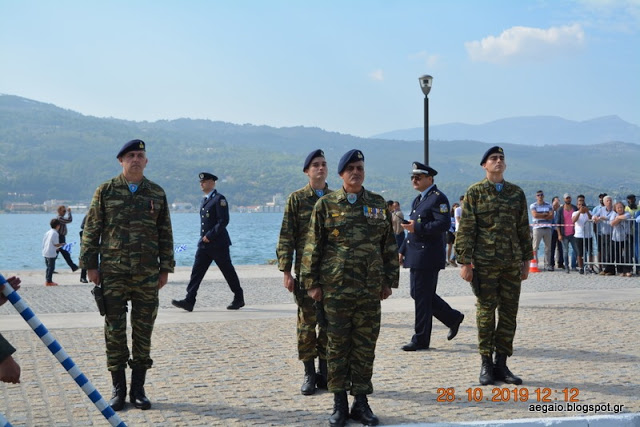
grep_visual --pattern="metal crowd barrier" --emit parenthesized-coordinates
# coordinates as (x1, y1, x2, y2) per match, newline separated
(583, 218, 639, 275)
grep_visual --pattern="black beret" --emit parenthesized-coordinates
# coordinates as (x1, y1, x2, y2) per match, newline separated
(303, 149, 325, 171)
(199, 172, 218, 181)
(598, 193, 608, 198)
(627, 194, 636, 199)
(480, 146, 504, 165)
(411, 161, 438, 177)
(116, 139, 146, 158)
(338, 149, 364, 174)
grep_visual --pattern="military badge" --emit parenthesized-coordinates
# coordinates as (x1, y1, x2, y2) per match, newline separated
(439, 204, 449, 213)
(220, 199, 227, 207)
(347, 193, 357, 204)
(332, 229, 340, 237)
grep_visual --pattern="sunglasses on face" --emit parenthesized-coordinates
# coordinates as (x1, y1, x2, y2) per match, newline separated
(536, 194, 544, 197)
(411, 175, 424, 181)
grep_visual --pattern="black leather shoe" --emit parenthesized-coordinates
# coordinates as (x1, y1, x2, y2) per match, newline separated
(330, 391, 349, 427)
(130, 368, 151, 410)
(401, 342, 429, 351)
(479, 355, 494, 385)
(109, 370, 127, 411)
(171, 299, 194, 312)
(350, 394, 379, 426)
(227, 300, 245, 310)
(80, 278, 88, 283)
(448, 313, 464, 340)
(494, 353, 523, 385)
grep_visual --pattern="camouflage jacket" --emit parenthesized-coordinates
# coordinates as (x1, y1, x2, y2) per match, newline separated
(276, 182, 331, 277)
(79, 174, 175, 275)
(455, 178, 533, 266)
(300, 187, 399, 296)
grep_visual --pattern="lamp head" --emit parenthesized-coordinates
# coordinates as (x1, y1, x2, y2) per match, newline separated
(419, 74, 433, 96)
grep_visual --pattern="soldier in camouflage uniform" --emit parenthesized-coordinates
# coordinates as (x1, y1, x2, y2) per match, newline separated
(455, 146, 533, 386)
(80, 139, 175, 411)
(277, 149, 331, 396)
(300, 149, 399, 427)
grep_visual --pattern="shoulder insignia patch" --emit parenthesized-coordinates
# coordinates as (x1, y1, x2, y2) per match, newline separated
(439, 204, 449, 213)
(220, 199, 227, 207)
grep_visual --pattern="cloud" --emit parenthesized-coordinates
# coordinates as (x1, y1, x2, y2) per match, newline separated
(369, 69, 384, 81)
(576, 0, 640, 34)
(465, 24, 585, 64)
(409, 51, 440, 68)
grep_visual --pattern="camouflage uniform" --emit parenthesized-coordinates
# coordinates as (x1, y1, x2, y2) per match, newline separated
(300, 187, 399, 395)
(80, 173, 175, 371)
(455, 178, 533, 357)
(276, 183, 331, 361)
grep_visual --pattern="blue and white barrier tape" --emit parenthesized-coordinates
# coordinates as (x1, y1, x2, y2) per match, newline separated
(0, 273, 126, 427)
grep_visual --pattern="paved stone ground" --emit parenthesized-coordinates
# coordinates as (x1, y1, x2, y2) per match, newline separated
(1, 266, 638, 426)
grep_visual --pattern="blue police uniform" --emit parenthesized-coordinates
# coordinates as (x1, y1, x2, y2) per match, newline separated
(173, 176, 244, 311)
(400, 165, 464, 350)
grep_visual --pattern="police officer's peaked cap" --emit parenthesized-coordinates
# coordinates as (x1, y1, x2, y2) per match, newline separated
(303, 149, 325, 172)
(199, 172, 218, 181)
(117, 139, 146, 158)
(480, 146, 504, 165)
(338, 149, 364, 174)
(411, 161, 438, 177)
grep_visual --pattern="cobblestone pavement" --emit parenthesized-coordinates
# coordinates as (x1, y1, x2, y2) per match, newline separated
(1, 266, 639, 426)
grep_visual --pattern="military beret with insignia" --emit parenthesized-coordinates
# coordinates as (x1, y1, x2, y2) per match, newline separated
(480, 146, 504, 165)
(303, 149, 325, 172)
(338, 149, 364, 174)
(199, 172, 218, 181)
(117, 139, 146, 158)
(411, 161, 438, 177)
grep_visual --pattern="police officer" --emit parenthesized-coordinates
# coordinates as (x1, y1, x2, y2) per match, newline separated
(172, 172, 244, 312)
(300, 149, 399, 427)
(276, 149, 331, 395)
(455, 146, 533, 386)
(398, 162, 464, 351)
(80, 139, 175, 411)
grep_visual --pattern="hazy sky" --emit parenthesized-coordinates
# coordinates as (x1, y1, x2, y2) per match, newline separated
(1, 0, 638, 137)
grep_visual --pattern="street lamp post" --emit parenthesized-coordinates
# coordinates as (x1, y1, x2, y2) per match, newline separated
(419, 75, 433, 165)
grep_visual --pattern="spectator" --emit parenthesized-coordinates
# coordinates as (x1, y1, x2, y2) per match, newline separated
(625, 195, 638, 274)
(556, 193, 578, 273)
(550, 196, 564, 269)
(55, 205, 79, 272)
(42, 218, 65, 286)
(572, 195, 594, 274)
(392, 201, 406, 250)
(610, 202, 632, 276)
(593, 195, 615, 275)
(530, 190, 554, 271)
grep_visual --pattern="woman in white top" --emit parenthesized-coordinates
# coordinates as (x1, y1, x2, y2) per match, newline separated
(572, 195, 594, 274)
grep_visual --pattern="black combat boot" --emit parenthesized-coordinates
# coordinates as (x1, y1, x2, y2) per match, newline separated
(350, 394, 379, 426)
(301, 360, 316, 395)
(479, 354, 494, 385)
(130, 368, 151, 409)
(109, 370, 127, 411)
(494, 353, 523, 385)
(316, 358, 328, 389)
(329, 391, 349, 427)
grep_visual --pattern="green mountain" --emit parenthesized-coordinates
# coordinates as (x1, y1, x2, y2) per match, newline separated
(1, 94, 638, 211)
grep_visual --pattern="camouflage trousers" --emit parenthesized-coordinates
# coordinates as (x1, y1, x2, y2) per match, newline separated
(102, 273, 159, 371)
(324, 294, 381, 395)
(294, 289, 328, 361)
(475, 264, 521, 357)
